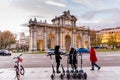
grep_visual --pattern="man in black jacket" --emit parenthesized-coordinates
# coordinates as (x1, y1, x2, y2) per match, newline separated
(54, 45, 62, 73)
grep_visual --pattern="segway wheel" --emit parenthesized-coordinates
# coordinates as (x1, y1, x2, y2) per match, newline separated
(51, 74, 54, 80)
(67, 73, 70, 79)
(60, 74, 64, 80)
(73, 73, 77, 79)
(78, 73, 82, 79)
(83, 72, 87, 80)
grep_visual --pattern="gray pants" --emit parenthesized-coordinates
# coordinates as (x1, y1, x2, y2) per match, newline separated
(91, 62, 100, 69)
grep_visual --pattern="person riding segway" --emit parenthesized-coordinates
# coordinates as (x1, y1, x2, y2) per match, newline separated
(54, 45, 62, 73)
(69, 47, 78, 79)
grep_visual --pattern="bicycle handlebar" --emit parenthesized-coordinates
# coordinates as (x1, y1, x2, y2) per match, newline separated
(13, 53, 23, 59)
(19, 53, 23, 57)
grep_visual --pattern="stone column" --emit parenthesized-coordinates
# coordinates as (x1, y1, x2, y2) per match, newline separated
(74, 33, 77, 49)
(82, 31, 84, 48)
(72, 33, 75, 47)
(33, 26, 37, 51)
(73, 29, 76, 48)
(29, 27, 33, 51)
(28, 18, 37, 52)
(44, 32, 47, 50)
(62, 33, 66, 49)
(88, 32, 91, 49)
(44, 23, 47, 51)
(56, 26, 60, 46)
(56, 29, 59, 45)
(29, 26, 37, 51)
(71, 28, 73, 47)
(60, 31, 63, 49)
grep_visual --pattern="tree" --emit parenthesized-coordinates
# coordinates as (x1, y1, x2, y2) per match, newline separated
(114, 32, 120, 46)
(0, 30, 16, 49)
(96, 33, 103, 46)
(107, 34, 117, 49)
(90, 30, 102, 47)
(90, 30, 97, 46)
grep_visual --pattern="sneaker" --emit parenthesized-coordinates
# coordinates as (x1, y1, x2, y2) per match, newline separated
(98, 67, 101, 70)
(90, 69, 94, 71)
(71, 70, 74, 73)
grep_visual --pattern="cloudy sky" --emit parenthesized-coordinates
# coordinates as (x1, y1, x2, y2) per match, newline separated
(1, 0, 120, 36)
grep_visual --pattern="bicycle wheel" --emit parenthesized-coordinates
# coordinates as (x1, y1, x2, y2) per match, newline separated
(20, 65, 25, 75)
(16, 74, 20, 80)
(15, 66, 20, 80)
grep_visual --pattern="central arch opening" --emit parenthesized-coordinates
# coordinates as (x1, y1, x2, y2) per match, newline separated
(65, 35, 71, 50)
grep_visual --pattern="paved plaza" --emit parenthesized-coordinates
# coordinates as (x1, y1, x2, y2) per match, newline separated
(0, 66, 120, 80)
(1, 52, 120, 80)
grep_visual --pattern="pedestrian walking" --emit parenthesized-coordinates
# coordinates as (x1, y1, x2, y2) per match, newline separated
(69, 47, 77, 70)
(90, 47, 101, 71)
(54, 45, 62, 73)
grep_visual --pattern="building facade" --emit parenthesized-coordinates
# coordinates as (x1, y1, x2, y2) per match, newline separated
(28, 10, 90, 51)
(19, 32, 29, 46)
(18, 32, 29, 51)
(97, 27, 120, 44)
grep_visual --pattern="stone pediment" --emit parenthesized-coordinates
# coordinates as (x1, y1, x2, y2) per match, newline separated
(52, 10, 77, 21)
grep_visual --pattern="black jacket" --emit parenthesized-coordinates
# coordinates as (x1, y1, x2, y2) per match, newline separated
(54, 50, 61, 63)
(69, 48, 77, 64)
(54, 46, 62, 63)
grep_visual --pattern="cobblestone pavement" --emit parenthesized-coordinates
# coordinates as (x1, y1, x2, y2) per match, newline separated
(0, 66, 120, 80)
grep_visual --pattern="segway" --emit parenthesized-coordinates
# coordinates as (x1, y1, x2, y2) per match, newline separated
(49, 55, 55, 80)
(48, 54, 65, 80)
(60, 64, 65, 79)
(77, 52, 87, 80)
(65, 54, 71, 79)
(70, 51, 78, 79)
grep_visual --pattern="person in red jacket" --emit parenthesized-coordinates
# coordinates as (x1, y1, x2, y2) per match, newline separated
(90, 47, 101, 71)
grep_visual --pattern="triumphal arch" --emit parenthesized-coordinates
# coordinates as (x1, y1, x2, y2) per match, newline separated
(28, 10, 90, 51)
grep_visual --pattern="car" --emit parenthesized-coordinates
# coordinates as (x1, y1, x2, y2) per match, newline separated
(0, 50, 11, 56)
(47, 48, 67, 55)
(93, 46, 101, 49)
(60, 49, 67, 55)
(77, 48, 90, 53)
(13, 50, 17, 53)
(47, 49, 55, 55)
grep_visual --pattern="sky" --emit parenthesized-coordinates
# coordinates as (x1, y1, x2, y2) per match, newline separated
(1, 0, 120, 36)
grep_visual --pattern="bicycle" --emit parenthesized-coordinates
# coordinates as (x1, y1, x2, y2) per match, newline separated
(13, 54, 25, 80)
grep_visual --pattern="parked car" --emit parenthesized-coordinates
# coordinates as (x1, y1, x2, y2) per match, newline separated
(47, 48, 66, 55)
(77, 48, 90, 53)
(60, 49, 67, 54)
(0, 50, 12, 56)
(47, 49, 55, 55)
(12, 50, 17, 53)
